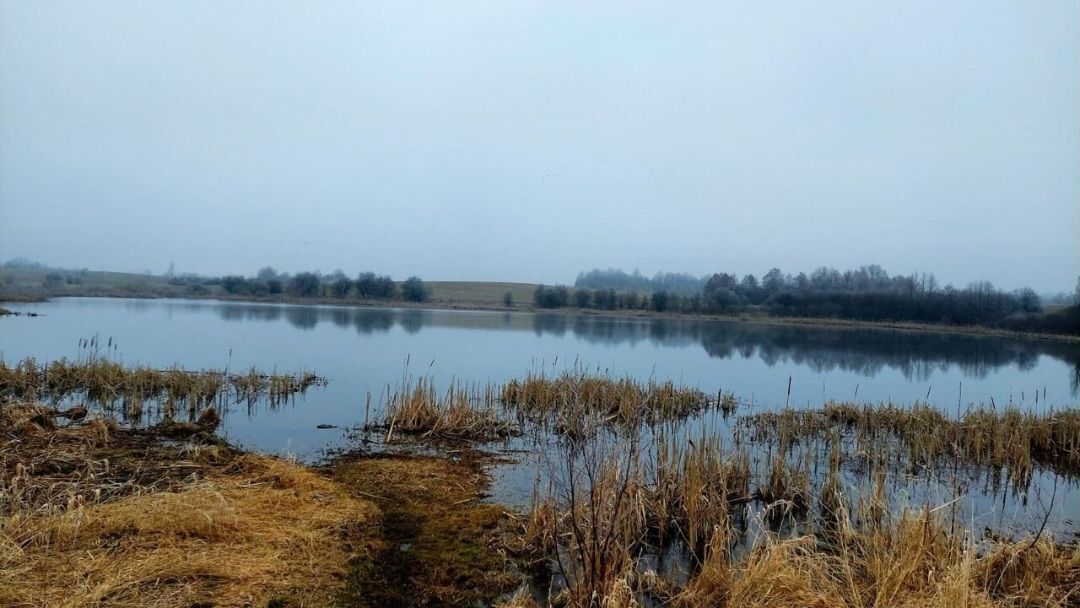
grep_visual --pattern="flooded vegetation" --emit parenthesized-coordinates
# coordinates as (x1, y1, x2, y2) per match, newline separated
(0, 348, 325, 424)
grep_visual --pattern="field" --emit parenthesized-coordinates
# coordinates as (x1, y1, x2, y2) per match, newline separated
(426, 280, 536, 308)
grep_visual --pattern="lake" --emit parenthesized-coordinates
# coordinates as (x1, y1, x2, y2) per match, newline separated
(2, 297, 1077, 461)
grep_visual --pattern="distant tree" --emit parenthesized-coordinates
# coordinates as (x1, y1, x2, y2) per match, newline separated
(355, 272, 378, 298)
(42, 272, 64, 289)
(534, 285, 570, 308)
(356, 272, 398, 299)
(266, 278, 283, 295)
(221, 275, 248, 295)
(401, 276, 431, 302)
(650, 290, 670, 312)
(573, 289, 592, 308)
(739, 274, 764, 304)
(256, 266, 279, 281)
(762, 268, 786, 295)
(703, 274, 739, 313)
(288, 272, 321, 298)
(1016, 288, 1041, 314)
(246, 280, 270, 297)
(1075, 276, 1080, 306)
(503, 291, 514, 308)
(331, 277, 352, 298)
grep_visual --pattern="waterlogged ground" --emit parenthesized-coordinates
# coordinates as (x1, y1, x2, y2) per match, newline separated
(3, 296, 1078, 544)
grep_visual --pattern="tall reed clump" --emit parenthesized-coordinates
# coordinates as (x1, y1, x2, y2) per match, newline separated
(380, 376, 519, 441)
(648, 431, 750, 558)
(513, 434, 650, 606)
(502, 370, 711, 432)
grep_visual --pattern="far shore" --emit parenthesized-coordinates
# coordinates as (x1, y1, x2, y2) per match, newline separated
(5, 290, 1079, 345)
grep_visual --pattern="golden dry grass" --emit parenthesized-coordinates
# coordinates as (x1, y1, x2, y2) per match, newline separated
(0, 398, 377, 608)
(677, 511, 1080, 608)
(1, 453, 378, 608)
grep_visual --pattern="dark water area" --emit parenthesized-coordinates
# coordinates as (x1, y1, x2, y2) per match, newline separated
(2, 297, 1078, 540)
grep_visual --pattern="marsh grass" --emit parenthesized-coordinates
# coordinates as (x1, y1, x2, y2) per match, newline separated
(502, 370, 714, 432)
(0, 356, 325, 422)
(517, 433, 1080, 608)
(379, 375, 520, 441)
(745, 402, 1080, 485)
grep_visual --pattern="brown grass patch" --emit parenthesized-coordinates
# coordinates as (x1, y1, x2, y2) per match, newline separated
(0, 402, 377, 607)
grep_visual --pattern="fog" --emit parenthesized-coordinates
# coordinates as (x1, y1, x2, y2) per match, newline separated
(1, 1, 1077, 291)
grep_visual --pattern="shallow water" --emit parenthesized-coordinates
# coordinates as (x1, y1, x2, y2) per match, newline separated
(2, 297, 1078, 538)
(2, 297, 1078, 455)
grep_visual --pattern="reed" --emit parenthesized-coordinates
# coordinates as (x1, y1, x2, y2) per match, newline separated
(649, 431, 750, 557)
(744, 402, 1080, 483)
(379, 376, 519, 441)
(502, 369, 712, 431)
(0, 356, 325, 421)
(519, 439, 1080, 607)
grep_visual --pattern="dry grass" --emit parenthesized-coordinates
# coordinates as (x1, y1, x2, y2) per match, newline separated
(677, 508, 1080, 608)
(0, 401, 377, 608)
(1, 455, 376, 608)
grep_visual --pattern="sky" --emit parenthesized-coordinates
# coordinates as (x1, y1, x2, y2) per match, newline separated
(1, 1, 1077, 292)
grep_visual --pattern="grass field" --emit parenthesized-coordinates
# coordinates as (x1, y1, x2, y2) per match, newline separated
(426, 281, 536, 308)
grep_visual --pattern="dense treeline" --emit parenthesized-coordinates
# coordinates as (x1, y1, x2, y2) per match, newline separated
(575, 268, 704, 296)
(549, 266, 1080, 335)
(211, 268, 431, 302)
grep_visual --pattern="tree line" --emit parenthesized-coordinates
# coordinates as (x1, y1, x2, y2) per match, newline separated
(180, 267, 432, 303)
(547, 265, 1080, 335)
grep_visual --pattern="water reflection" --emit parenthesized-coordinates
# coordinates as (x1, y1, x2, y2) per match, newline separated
(137, 300, 1080, 390)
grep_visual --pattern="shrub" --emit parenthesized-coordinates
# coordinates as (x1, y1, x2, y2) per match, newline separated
(401, 277, 431, 302)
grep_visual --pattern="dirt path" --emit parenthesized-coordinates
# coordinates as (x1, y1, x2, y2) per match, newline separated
(331, 451, 521, 607)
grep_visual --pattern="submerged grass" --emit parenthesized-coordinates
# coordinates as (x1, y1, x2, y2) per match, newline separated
(0, 356, 325, 421)
(502, 369, 716, 434)
(516, 437, 1080, 608)
(746, 402, 1080, 485)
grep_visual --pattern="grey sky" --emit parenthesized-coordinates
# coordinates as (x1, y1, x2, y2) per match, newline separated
(1, 1, 1077, 291)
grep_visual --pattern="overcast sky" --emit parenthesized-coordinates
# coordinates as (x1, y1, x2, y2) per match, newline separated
(1, 1, 1077, 291)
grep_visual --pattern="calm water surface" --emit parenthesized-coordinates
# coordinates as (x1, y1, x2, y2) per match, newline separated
(2, 297, 1077, 460)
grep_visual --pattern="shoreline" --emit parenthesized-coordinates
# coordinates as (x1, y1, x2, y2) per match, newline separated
(5, 290, 1079, 344)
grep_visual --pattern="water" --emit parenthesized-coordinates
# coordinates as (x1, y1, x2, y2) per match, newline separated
(2, 297, 1077, 461)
